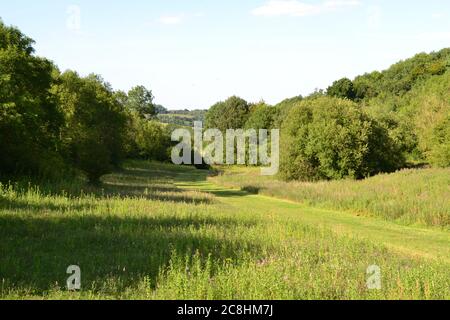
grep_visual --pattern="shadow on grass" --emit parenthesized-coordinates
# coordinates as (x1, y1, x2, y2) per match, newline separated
(241, 186, 261, 195)
(0, 214, 261, 296)
(0, 198, 94, 213)
(0, 162, 261, 296)
(0, 163, 217, 209)
(209, 190, 250, 197)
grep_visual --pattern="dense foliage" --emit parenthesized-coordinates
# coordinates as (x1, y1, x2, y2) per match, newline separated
(0, 22, 64, 178)
(125, 85, 156, 119)
(205, 96, 250, 130)
(326, 78, 356, 100)
(52, 71, 128, 184)
(245, 102, 278, 130)
(353, 48, 450, 100)
(409, 72, 450, 167)
(279, 97, 404, 181)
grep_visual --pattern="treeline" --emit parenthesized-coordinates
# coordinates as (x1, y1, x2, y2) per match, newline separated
(205, 49, 450, 181)
(1, 19, 449, 184)
(0, 21, 173, 184)
(157, 108, 206, 127)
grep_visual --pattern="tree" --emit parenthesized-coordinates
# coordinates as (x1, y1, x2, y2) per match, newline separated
(126, 85, 155, 119)
(0, 20, 65, 178)
(327, 78, 356, 100)
(411, 71, 450, 167)
(280, 97, 404, 181)
(245, 102, 278, 130)
(205, 96, 250, 131)
(353, 71, 383, 100)
(272, 96, 303, 129)
(53, 71, 127, 184)
(154, 104, 168, 114)
(128, 114, 173, 161)
(352, 49, 450, 101)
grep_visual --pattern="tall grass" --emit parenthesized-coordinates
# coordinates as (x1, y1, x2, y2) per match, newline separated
(210, 167, 450, 228)
(1, 161, 449, 299)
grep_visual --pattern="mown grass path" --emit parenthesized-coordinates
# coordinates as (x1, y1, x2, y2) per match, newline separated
(175, 170, 450, 264)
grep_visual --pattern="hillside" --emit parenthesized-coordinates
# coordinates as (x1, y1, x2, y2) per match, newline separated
(157, 109, 207, 127)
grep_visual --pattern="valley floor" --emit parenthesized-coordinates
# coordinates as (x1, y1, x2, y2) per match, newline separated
(0, 161, 449, 299)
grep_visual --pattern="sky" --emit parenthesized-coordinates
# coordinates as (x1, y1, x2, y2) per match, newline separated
(1, 0, 450, 110)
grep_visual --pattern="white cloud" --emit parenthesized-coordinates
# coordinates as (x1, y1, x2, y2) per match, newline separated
(251, 0, 361, 17)
(158, 15, 184, 25)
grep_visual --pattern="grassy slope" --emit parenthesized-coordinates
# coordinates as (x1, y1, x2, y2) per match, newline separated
(0, 161, 449, 299)
(210, 167, 450, 228)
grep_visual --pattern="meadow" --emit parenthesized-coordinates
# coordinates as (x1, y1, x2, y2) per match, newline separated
(210, 166, 450, 228)
(0, 161, 449, 300)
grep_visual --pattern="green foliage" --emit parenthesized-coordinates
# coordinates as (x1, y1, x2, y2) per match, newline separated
(409, 72, 450, 167)
(130, 115, 173, 161)
(53, 71, 127, 184)
(126, 85, 155, 119)
(355, 49, 450, 100)
(154, 104, 168, 114)
(280, 97, 404, 181)
(0, 20, 65, 178)
(272, 96, 303, 128)
(326, 77, 356, 100)
(157, 109, 206, 127)
(353, 71, 383, 101)
(245, 102, 278, 130)
(205, 96, 250, 131)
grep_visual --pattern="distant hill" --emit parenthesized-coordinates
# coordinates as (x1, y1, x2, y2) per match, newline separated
(157, 108, 207, 127)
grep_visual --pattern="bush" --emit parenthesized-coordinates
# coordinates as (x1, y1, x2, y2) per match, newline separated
(280, 97, 404, 181)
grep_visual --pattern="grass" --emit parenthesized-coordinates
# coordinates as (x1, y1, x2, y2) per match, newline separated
(0, 161, 449, 300)
(210, 166, 450, 228)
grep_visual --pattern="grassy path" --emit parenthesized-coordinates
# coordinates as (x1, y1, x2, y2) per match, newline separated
(175, 171, 450, 264)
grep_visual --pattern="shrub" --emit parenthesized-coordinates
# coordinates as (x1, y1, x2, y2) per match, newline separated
(280, 97, 404, 181)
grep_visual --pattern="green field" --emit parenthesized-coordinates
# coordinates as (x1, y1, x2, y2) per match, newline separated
(1, 161, 449, 300)
(211, 166, 450, 228)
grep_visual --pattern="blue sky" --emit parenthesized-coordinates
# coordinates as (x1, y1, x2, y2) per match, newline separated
(1, 0, 449, 109)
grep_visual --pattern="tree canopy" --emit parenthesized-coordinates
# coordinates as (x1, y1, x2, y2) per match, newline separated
(205, 96, 250, 131)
